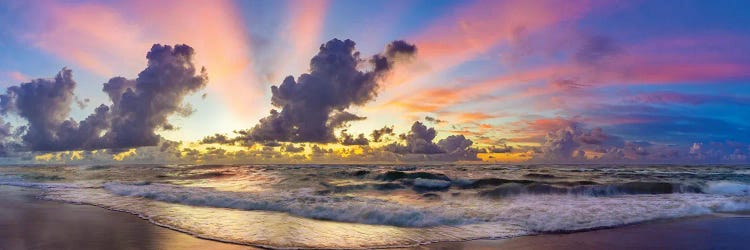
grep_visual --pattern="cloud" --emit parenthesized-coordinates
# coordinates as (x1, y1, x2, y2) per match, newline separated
(424, 116, 446, 124)
(626, 92, 750, 106)
(20, 0, 260, 119)
(575, 35, 620, 65)
(0, 44, 207, 152)
(105, 44, 208, 148)
(387, 121, 443, 154)
(282, 143, 305, 153)
(201, 133, 233, 145)
(486, 144, 513, 153)
(239, 38, 416, 143)
(536, 122, 624, 161)
(385, 121, 479, 161)
(689, 141, 750, 162)
(371, 126, 394, 143)
(0, 117, 20, 156)
(339, 130, 369, 146)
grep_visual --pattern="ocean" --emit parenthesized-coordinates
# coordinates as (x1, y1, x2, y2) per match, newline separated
(1, 164, 749, 249)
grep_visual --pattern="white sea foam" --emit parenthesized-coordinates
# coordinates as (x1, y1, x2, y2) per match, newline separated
(413, 178, 451, 190)
(4, 165, 750, 249)
(103, 182, 462, 227)
(703, 181, 750, 196)
(101, 182, 750, 231)
(38, 184, 750, 248)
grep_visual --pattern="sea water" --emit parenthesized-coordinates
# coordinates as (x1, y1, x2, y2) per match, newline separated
(1, 164, 749, 248)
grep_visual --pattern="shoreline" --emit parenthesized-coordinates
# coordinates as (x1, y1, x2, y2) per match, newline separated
(0, 185, 257, 250)
(2, 185, 749, 250)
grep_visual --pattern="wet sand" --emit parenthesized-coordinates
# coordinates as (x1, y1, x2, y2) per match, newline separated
(2, 185, 749, 250)
(415, 215, 750, 250)
(0, 185, 256, 250)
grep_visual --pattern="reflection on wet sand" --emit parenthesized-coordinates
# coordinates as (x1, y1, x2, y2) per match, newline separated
(0, 185, 254, 250)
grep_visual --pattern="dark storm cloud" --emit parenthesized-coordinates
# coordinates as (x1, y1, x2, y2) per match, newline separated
(0, 68, 105, 151)
(340, 130, 369, 146)
(102, 77, 136, 106)
(328, 111, 366, 129)
(0, 118, 18, 156)
(437, 135, 474, 154)
(201, 133, 233, 145)
(486, 144, 513, 153)
(240, 38, 416, 143)
(0, 44, 208, 152)
(385, 121, 480, 161)
(371, 126, 394, 142)
(104, 44, 208, 148)
(387, 121, 444, 154)
(539, 123, 624, 161)
(283, 143, 305, 153)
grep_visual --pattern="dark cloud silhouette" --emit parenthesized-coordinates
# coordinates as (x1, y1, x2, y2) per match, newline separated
(240, 38, 416, 143)
(0, 44, 207, 152)
(486, 144, 513, 153)
(283, 143, 305, 153)
(540, 124, 588, 161)
(424, 116, 447, 124)
(385, 121, 480, 161)
(201, 133, 233, 145)
(387, 121, 444, 154)
(340, 130, 369, 145)
(438, 135, 473, 154)
(0, 118, 19, 156)
(104, 44, 207, 148)
(371, 126, 394, 142)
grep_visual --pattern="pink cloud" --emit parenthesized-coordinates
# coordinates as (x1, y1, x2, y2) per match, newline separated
(384, 0, 598, 89)
(7, 71, 30, 82)
(21, 0, 262, 119)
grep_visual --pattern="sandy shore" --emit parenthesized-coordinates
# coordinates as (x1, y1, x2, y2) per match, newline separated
(2, 185, 749, 250)
(414, 214, 750, 250)
(0, 185, 256, 250)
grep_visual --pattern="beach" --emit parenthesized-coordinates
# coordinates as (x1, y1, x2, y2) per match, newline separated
(0, 185, 255, 250)
(2, 185, 749, 250)
(417, 215, 750, 250)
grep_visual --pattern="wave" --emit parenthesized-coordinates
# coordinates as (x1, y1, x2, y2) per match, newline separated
(477, 182, 704, 198)
(101, 181, 750, 229)
(103, 183, 463, 227)
(4, 164, 750, 249)
(703, 181, 750, 196)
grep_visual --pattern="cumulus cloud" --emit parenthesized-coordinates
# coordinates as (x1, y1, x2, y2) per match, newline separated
(283, 143, 305, 153)
(339, 130, 369, 146)
(385, 121, 479, 161)
(537, 122, 625, 161)
(438, 135, 474, 154)
(239, 38, 416, 143)
(201, 133, 233, 145)
(0, 44, 207, 152)
(371, 126, 394, 142)
(387, 121, 443, 154)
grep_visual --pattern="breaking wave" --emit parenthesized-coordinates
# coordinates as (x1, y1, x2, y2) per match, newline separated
(4, 164, 750, 248)
(103, 182, 461, 227)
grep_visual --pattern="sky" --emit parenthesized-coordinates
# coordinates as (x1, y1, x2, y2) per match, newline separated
(0, 0, 749, 164)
